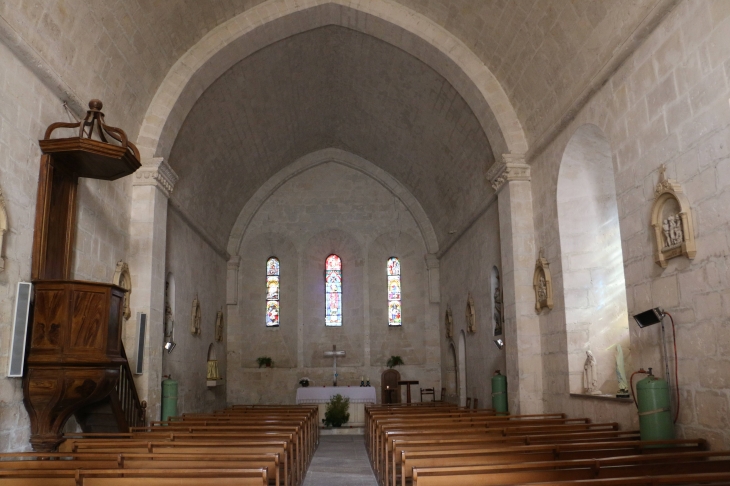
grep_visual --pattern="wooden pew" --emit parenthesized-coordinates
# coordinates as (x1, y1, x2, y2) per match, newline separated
(0, 452, 283, 486)
(0, 468, 269, 486)
(401, 439, 709, 486)
(411, 458, 730, 486)
(62, 440, 292, 486)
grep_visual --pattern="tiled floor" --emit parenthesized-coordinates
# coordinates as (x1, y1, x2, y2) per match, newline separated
(302, 435, 377, 486)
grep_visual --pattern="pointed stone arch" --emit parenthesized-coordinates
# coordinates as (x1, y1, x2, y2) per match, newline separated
(227, 148, 439, 257)
(136, 0, 527, 163)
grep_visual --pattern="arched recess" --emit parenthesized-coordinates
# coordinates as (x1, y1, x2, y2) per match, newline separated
(136, 0, 527, 162)
(227, 148, 439, 257)
(458, 330, 467, 407)
(557, 124, 630, 395)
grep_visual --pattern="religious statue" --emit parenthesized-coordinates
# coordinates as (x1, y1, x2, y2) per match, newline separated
(583, 350, 601, 395)
(445, 306, 453, 338)
(207, 359, 221, 380)
(537, 275, 547, 302)
(465, 293, 476, 333)
(493, 274, 503, 336)
(215, 310, 224, 342)
(533, 249, 553, 311)
(615, 344, 630, 397)
(191, 295, 201, 336)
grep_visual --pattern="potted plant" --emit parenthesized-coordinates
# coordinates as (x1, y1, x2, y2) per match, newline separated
(386, 355, 404, 369)
(256, 356, 273, 368)
(322, 394, 350, 427)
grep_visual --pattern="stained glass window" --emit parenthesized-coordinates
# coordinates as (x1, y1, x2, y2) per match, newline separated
(266, 257, 280, 327)
(325, 254, 342, 326)
(387, 257, 402, 326)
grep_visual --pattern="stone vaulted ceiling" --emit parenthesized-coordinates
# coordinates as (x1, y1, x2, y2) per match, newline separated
(1, 0, 664, 143)
(168, 26, 494, 249)
(0, 0, 668, 248)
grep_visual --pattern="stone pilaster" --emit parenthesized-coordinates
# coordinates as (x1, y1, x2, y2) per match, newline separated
(425, 253, 440, 303)
(128, 157, 178, 422)
(226, 256, 241, 305)
(488, 154, 544, 414)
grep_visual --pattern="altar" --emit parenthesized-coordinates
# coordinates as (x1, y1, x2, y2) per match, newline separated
(296, 386, 376, 428)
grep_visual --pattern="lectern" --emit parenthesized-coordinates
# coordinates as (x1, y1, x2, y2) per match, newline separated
(23, 100, 141, 451)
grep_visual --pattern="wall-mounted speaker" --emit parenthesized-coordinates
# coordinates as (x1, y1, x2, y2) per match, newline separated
(8, 282, 32, 377)
(135, 312, 146, 375)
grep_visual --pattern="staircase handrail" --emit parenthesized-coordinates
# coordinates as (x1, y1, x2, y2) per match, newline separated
(118, 342, 147, 428)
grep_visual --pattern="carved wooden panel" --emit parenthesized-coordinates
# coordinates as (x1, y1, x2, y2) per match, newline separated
(70, 290, 107, 350)
(31, 289, 66, 350)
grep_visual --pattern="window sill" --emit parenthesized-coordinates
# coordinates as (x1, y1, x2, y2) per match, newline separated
(569, 393, 633, 403)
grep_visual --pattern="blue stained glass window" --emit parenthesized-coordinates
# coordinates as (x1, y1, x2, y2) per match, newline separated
(266, 257, 280, 327)
(387, 257, 402, 326)
(325, 254, 342, 326)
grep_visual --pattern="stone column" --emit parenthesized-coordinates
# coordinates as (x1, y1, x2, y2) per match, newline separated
(128, 157, 178, 422)
(487, 154, 543, 414)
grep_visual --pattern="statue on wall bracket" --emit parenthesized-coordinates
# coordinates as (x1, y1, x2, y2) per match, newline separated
(651, 165, 696, 268)
(533, 248, 553, 312)
(445, 305, 453, 338)
(215, 309, 224, 342)
(112, 260, 132, 320)
(0, 188, 7, 271)
(465, 293, 476, 333)
(191, 295, 202, 336)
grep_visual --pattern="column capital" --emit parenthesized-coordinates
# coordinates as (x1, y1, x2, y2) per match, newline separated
(487, 153, 530, 192)
(227, 255, 241, 269)
(133, 157, 179, 198)
(424, 253, 439, 269)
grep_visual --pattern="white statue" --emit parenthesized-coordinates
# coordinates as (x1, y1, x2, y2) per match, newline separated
(615, 344, 629, 397)
(662, 218, 671, 247)
(537, 274, 547, 302)
(583, 350, 601, 395)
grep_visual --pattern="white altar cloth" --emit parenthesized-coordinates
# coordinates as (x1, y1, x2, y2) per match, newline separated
(296, 386, 376, 404)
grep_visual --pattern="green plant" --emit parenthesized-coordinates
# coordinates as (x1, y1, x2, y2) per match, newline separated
(386, 355, 404, 369)
(256, 356, 273, 368)
(322, 394, 350, 427)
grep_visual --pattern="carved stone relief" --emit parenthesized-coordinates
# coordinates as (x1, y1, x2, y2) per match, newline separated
(533, 248, 553, 312)
(651, 165, 696, 268)
(465, 293, 476, 333)
(191, 295, 202, 336)
(445, 305, 454, 339)
(112, 261, 132, 320)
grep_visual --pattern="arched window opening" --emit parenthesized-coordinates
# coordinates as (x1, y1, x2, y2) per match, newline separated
(325, 255, 342, 326)
(387, 257, 402, 326)
(557, 124, 630, 395)
(266, 257, 280, 327)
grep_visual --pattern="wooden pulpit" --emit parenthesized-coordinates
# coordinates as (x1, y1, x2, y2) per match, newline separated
(23, 100, 141, 451)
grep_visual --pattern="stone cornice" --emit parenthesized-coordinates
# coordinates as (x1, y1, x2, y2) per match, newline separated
(487, 154, 530, 192)
(133, 157, 179, 197)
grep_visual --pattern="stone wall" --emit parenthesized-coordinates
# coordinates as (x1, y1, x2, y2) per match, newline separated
(0, 39, 135, 451)
(227, 161, 440, 405)
(163, 209, 227, 416)
(531, 0, 730, 444)
(438, 202, 506, 409)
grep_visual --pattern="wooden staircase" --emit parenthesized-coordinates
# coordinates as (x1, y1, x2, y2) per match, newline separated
(74, 343, 146, 433)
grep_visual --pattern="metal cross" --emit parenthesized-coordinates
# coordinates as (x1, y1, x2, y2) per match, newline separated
(323, 344, 346, 386)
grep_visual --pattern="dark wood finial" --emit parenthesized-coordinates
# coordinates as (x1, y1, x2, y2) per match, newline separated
(88, 99, 103, 111)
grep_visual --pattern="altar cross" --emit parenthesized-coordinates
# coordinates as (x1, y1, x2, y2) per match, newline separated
(323, 344, 346, 386)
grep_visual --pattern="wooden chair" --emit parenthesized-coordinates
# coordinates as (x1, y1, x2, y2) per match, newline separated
(472, 398, 478, 410)
(381, 369, 401, 404)
(465, 397, 471, 409)
(437, 388, 446, 402)
(420, 388, 435, 402)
